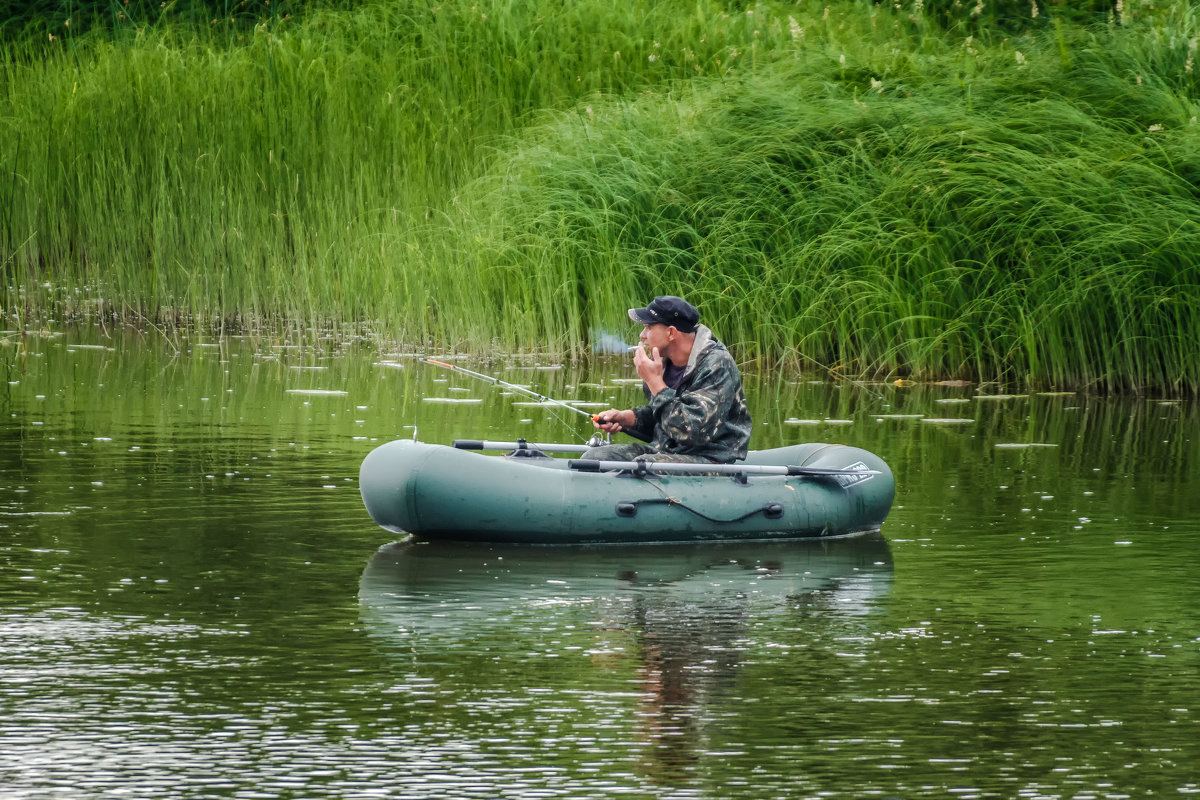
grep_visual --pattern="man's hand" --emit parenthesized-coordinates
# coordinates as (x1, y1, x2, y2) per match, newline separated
(592, 409, 636, 432)
(634, 345, 667, 395)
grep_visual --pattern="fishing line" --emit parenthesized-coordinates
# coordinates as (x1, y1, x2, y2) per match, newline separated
(418, 358, 610, 445)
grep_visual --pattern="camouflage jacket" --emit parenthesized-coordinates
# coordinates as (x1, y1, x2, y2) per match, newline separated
(625, 325, 752, 463)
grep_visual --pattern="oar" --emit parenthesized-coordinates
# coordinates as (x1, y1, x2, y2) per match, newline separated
(568, 459, 881, 478)
(454, 441, 881, 480)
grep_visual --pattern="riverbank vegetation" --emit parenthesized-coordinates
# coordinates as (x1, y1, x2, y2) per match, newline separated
(2, 0, 1199, 392)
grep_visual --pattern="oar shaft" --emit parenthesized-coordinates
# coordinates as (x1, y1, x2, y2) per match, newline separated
(568, 459, 881, 477)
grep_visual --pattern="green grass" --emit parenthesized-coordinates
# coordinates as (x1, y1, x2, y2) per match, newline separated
(2, 0, 1200, 392)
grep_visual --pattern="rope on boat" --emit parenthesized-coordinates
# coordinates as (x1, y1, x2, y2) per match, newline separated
(614, 495, 785, 524)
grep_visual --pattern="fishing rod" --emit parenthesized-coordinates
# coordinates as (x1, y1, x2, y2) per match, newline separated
(419, 358, 599, 421)
(420, 358, 639, 446)
(419, 358, 656, 444)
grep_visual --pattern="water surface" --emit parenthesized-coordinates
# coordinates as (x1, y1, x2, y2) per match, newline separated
(1, 329, 1197, 798)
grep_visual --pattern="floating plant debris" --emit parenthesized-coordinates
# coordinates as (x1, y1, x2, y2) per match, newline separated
(994, 443, 1059, 449)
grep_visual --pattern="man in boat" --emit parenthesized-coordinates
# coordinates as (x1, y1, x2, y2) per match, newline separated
(585, 295, 751, 464)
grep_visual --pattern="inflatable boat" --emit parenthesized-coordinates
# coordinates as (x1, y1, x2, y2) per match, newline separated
(358, 438, 894, 545)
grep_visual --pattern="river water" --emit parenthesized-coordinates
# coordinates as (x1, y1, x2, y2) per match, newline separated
(1, 328, 1197, 799)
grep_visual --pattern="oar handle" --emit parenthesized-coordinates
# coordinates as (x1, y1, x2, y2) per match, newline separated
(454, 439, 589, 453)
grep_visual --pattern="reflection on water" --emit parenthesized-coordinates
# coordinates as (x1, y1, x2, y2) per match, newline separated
(2, 329, 1199, 798)
(359, 534, 894, 629)
(360, 534, 894, 787)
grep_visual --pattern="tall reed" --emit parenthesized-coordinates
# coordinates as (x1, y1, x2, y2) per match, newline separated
(2, 0, 1199, 392)
(437, 3, 1200, 390)
(2, 0, 784, 325)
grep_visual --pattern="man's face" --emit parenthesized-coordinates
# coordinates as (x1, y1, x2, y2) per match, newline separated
(639, 323, 671, 352)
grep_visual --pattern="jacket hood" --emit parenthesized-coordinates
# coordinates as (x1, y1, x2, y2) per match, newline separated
(679, 324, 718, 381)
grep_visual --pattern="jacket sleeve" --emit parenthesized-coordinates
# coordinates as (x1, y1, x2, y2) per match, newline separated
(642, 354, 741, 450)
(625, 402, 657, 442)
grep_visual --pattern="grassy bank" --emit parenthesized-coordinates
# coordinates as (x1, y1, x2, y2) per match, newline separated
(2, 0, 1199, 392)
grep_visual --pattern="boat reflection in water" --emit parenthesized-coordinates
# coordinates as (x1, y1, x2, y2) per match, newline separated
(359, 532, 894, 787)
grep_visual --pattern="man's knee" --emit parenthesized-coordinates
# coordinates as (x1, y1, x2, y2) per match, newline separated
(581, 443, 654, 461)
(634, 453, 717, 465)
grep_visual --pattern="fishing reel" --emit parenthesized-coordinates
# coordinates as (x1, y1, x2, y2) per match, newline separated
(585, 431, 612, 448)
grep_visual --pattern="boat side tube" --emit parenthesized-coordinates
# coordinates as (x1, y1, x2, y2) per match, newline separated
(360, 439, 896, 543)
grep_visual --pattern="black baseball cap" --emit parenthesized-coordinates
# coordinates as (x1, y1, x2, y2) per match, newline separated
(628, 296, 700, 333)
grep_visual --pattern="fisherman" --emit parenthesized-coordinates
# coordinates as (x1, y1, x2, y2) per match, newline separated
(586, 295, 751, 464)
